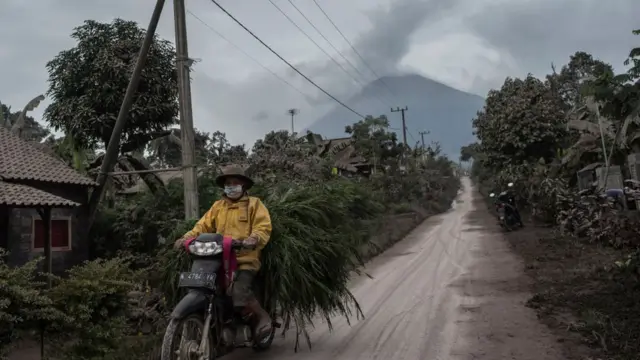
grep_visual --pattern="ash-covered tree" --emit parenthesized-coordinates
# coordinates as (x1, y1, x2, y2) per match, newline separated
(563, 31, 640, 161)
(1, 96, 49, 142)
(473, 75, 567, 171)
(625, 29, 640, 79)
(249, 130, 326, 182)
(207, 131, 247, 165)
(345, 115, 402, 171)
(459, 143, 479, 162)
(44, 19, 178, 150)
(547, 51, 613, 109)
(147, 128, 211, 168)
(43, 19, 179, 192)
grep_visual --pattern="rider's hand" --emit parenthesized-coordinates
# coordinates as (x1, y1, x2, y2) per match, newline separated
(174, 238, 186, 250)
(243, 236, 258, 248)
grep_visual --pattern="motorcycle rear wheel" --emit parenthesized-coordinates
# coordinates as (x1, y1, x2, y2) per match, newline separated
(161, 314, 216, 360)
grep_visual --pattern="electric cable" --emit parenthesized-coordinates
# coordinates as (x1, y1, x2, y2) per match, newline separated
(285, 0, 392, 104)
(310, 0, 397, 99)
(209, 0, 366, 119)
(266, 0, 390, 108)
(187, 9, 312, 102)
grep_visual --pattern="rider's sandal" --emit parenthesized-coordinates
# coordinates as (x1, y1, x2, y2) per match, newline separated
(256, 323, 273, 341)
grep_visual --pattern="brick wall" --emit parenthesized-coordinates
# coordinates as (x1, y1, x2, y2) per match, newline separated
(7, 206, 89, 274)
(4, 181, 90, 273)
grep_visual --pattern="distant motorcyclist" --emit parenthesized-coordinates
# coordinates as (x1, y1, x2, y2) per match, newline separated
(173, 165, 273, 340)
(497, 182, 523, 226)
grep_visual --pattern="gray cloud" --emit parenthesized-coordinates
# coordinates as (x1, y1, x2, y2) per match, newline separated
(467, 0, 639, 81)
(352, 0, 461, 77)
(1, 0, 639, 147)
(252, 110, 269, 122)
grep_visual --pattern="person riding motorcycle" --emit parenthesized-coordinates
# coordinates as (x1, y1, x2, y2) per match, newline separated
(173, 165, 273, 340)
(496, 182, 523, 226)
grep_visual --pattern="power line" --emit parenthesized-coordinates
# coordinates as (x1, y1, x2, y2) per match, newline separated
(310, 0, 397, 99)
(208, 0, 366, 119)
(285, 0, 389, 98)
(186, 9, 312, 102)
(266, 0, 389, 108)
(407, 128, 418, 145)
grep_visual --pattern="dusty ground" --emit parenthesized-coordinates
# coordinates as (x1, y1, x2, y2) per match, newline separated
(500, 211, 640, 360)
(224, 178, 568, 360)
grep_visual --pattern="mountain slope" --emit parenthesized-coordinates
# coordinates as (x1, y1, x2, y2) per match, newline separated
(305, 74, 485, 158)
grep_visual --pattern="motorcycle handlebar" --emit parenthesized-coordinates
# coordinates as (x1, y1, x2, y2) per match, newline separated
(231, 239, 256, 250)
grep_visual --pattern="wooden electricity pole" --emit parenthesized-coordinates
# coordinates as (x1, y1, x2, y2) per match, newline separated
(174, 0, 199, 219)
(419, 130, 429, 161)
(419, 130, 429, 149)
(391, 106, 408, 163)
(391, 106, 408, 146)
(87, 0, 166, 228)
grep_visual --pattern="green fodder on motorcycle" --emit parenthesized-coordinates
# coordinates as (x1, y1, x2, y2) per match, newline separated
(156, 179, 384, 350)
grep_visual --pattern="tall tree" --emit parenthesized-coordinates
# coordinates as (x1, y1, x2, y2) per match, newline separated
(147, 128, 210, 169)
(207, 131, 247, 165)
(547, 51, 613, 109)
(345, 115, 402, 169)
(459, 143, 479, 162)
(473, 75, 567, 170)
(43, 19, 180, 192)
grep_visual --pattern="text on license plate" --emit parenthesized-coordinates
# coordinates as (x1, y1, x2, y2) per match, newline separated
(178, 272, 217, 288)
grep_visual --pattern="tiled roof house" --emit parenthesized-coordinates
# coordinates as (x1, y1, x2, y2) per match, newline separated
(318, 137, 372, 175)
(0, 126, 96, 272)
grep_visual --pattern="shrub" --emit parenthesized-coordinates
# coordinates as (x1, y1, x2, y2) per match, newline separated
(45, 257, 139, 360)
(0, 251, 65, 359)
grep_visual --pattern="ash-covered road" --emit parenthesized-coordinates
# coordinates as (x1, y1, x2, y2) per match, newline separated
(226, 177, 566, 360)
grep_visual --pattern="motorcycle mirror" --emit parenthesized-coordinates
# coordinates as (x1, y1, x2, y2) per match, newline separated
(507, 182, 514, 187)
(489, 193, 495, 197)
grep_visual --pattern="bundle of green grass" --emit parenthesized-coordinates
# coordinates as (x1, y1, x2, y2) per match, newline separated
(158, 179, 384, 349)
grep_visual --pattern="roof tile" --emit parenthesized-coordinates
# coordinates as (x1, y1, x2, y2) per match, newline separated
(0, 180, 80, 207)
(0, 127, 95, 186)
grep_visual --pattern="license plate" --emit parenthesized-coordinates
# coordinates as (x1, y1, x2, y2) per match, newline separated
(178, 272, 217, 289)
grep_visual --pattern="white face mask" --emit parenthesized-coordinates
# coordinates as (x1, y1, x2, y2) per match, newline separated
(224, 185, 243, 198)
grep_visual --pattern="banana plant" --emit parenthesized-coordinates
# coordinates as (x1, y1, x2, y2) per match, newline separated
(1, 95, 48, 142)
(10, 95, 45, 137)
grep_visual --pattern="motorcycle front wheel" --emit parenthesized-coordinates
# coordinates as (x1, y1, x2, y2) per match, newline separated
(161, 314, 216, 360)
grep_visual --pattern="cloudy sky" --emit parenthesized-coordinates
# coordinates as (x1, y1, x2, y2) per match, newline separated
(1, 0, 638, 146)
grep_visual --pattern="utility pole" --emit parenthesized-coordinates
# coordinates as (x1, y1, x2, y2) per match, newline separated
(174, 0, 199, 219)
(287, 108, 299, 134)
(391, 106, 408, 147)
(419, 130, 429, 161)
(419, 130, 429, 150)
(391, 106, 408, 166)
(87, 0, 166, 228)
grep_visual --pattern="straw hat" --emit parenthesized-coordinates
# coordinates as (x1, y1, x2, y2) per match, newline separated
(215, 165, 254, 189)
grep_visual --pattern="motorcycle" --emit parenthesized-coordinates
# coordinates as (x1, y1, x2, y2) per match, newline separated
(489, 182, 523, 231)
(160, 233, 280, 360)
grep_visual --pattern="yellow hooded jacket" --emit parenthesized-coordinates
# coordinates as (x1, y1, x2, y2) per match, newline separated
(182, 195, 272, 271)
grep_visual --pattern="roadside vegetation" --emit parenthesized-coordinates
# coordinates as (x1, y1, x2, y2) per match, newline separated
(463, 28, 640, 360)
(0, 19, 460, 359)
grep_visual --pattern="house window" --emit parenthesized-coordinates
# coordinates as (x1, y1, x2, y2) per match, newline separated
(32, 217, 72, 251)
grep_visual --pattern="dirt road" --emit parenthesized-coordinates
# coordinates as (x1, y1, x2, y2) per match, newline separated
(226, 177, 567, 360)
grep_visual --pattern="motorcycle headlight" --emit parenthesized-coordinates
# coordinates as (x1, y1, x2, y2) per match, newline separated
(188, 241, 223, 256)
